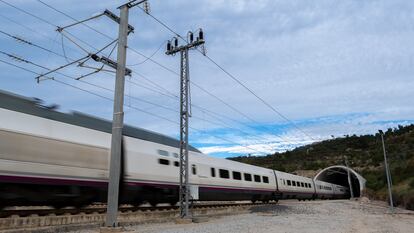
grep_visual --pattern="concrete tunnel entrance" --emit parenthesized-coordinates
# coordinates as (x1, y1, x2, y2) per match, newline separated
(314, 165, 366, 198)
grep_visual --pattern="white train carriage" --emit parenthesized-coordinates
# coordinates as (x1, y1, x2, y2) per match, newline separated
(184, 153, 277, 202)
(0, 91, 279, 207)
(274, 171, 315, 200)
(332, 184, 349, 199)
(0, 90, 351, 208)
(314, 180, 335, 199)
(124, 137, 278, 204)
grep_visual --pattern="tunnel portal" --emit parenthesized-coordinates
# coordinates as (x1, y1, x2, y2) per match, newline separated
(314, 165, 366, 197)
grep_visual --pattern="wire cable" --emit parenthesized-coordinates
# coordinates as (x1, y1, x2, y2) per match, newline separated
(136, 6, 317, 141)
(128, 40, 166, 66)
(0, 47, 272, 152)
(36, 0, 113, 41)
(1, 1, 302, 152)
(0, 58, 267, 154)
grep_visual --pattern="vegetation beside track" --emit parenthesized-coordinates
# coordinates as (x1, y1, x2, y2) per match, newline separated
(229, 124, 414, 210)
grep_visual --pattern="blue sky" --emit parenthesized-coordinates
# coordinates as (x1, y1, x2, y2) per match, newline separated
(0, 0, 413, 158)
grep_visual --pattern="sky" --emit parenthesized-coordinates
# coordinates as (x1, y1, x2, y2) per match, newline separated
(0, 0, 413, 158)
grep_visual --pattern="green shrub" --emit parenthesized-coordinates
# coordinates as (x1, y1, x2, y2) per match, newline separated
(409, 179, 414, 189)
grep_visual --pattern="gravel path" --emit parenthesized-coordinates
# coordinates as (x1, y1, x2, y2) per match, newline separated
(71, 200, 414, 233)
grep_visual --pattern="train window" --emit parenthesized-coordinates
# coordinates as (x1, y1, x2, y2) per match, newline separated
(158, 158, 170, 165)
(292, 181, 296, 186)
(254, 175, 261, 183)
(219, 169, 230, 179)
(263, 176, 269, 183)
(283, 179, 286, 185)
(301, 182, 304, 187)
(174, 161, 179, 167)
(211, 168, 216, 177)
(157, 149, 169, 156)
(244, 173, 252, 181)
(232, 171, 242, 180)
(192, 165, 197, 175)
(287, 180, 291, 186)
(173, 153, 179, 158)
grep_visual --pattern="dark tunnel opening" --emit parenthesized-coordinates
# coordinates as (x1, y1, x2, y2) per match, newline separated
(315, 167, 361, 198)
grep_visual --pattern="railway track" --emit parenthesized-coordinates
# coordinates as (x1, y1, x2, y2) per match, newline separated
(0, 202, 275, 232)
(0, 205, 176, 218)
(0, 202, 269, 218)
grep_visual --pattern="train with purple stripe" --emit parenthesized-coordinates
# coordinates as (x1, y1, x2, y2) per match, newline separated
(0, 90, 349, 208)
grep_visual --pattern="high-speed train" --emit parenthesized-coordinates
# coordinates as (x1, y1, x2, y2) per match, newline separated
(0, 90, 349, 208)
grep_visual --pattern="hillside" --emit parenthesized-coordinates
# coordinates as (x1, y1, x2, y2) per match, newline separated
(229, 124, 414, 210)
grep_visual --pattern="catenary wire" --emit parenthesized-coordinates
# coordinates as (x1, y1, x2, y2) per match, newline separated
(0, 58, 267, 154)
(0, 44, 272, 153)
(128, 40, 166, 66)
(1, 1, 304, 150)
(135, 5, 317, 141)
(43, 1, 306, 146)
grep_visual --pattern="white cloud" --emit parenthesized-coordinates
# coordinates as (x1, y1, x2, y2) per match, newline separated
(0, 0, 413, 157)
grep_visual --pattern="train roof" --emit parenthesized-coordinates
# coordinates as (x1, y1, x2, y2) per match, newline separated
(0, 90, 201, 153)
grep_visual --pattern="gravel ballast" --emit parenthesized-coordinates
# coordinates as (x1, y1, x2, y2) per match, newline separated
(69, 200, 414, 233)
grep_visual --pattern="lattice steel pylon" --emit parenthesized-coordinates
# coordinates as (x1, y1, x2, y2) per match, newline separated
(179, 48, 190, 218)
(166, 30, 205, 218)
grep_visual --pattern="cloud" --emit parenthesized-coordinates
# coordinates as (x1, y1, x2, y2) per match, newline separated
(0, 0, 413, 157)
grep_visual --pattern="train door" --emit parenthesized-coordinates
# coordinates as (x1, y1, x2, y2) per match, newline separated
(197, 164, 210, 180)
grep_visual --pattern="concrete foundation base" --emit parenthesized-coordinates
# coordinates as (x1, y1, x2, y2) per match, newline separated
(175, 218, 193, 224)
(192, 216, 209, 223)
(100, 226, 124, 233)
(174, 216, 209, 224)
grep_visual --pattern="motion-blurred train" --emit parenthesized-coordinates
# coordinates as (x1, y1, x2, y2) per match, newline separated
(0, 90, 349, 208)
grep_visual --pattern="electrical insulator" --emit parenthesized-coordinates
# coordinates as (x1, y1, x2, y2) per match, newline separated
(199, 29, 204, 40)
(174, 38, 178, 47)
(143, 2, 150, 14)
(189, 31, 194, 43)
(91, 54, 99, 61)
(167, 40, 171, 52)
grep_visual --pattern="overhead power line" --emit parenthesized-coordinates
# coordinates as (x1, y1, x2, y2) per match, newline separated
(23, 2, 279, 148)
(36, 0, 113, 41)
(0, 0, 103, 56)
(128, 40, 166, 66)
(0, 58, 267, 155)
(0, 0, 54, 27)
(0, 31, 271, 154)
(136, 6, 317, 141)
(202, 54, 316, 141)
(38, 0, 304, 146)
(1, 0, 305, 151)
(0, 13, 81, 56)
